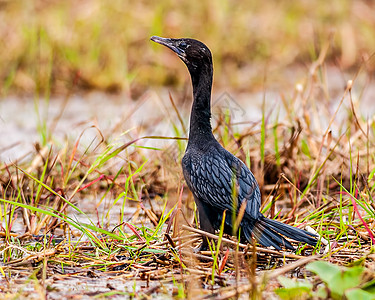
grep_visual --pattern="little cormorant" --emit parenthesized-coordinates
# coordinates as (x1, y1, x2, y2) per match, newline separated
(151, 36, 317, 251)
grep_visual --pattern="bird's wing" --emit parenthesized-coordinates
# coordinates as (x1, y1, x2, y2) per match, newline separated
(185, 147, 261, 220)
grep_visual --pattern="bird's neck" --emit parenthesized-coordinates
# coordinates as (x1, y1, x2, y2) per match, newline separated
(188, 66, 214, 144)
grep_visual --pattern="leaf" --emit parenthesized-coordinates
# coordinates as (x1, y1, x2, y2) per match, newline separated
(345, 288, 375, 300)
(306, 261, 341, 284)
(301, 139, 311, 158)
(329, 266, 364, 296)
(362, 279, 375, 294)
(275, 287, 311, 300)
(278, 276, 312, 289)
(307, 261, 365, 298)
(276, 276, 312, 300)
(316, 286, 328, 299)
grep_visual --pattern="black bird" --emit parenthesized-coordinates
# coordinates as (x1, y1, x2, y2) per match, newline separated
(151, 36, 317, 251)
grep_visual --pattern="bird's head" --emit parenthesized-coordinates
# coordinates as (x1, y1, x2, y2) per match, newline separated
(151, 36, 212, 75)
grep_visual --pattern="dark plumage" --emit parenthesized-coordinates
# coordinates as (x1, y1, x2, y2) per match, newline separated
(151, 36, 317, 251)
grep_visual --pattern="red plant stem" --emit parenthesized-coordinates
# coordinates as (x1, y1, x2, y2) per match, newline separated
(77, 174, 105, 192)
(346, 192, 375, 244)
(219, 248, 230, 275)
(125, 222, 145, 241)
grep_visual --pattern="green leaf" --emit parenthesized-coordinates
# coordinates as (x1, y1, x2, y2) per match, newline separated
(316, 286, 328, 299)
(276, 276, 312, 300)
(362, 279, 375, 294)
(275, 287, 311, 300)
(329, 266, 364, 296)
(307, 261, 365, 298)
(306, 261, 341, 284)
(278, 276, 312, 289)
(301, 139, 311, 158)
(345, 288, 375, 300)
(368, 168, 375, 181)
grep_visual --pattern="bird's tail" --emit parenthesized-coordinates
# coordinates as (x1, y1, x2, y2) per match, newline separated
(241, 215, 317, 250)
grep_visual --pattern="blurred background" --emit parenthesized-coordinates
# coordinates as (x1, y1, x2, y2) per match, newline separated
(1, 0, 375, 97)
(1, 0, 375, 162)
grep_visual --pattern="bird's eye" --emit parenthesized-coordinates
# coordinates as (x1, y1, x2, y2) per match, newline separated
(178, 41, 187, 50)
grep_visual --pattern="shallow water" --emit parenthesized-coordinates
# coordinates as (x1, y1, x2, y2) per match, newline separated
(1, 66, 373, 163)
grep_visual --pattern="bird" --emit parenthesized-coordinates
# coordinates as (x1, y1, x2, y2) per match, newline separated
(150, 36, 317, 251)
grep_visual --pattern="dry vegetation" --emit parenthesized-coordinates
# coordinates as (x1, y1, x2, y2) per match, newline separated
(1, 0, 375, 299)
(1, 0, 375, 95)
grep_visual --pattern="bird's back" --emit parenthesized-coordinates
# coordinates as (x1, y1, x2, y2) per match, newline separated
(182, 140, 262, 223)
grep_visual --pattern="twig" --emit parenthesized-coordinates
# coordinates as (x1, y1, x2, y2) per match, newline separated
(181, 225, 306, 259)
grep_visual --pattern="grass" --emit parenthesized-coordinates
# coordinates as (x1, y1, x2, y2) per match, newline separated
(1, 0, 375, 96)
(1, 0, 375, 298)
(1, 49, 375, 297)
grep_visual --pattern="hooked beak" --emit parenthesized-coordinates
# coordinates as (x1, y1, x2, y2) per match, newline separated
(150, 36, 185, 56)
